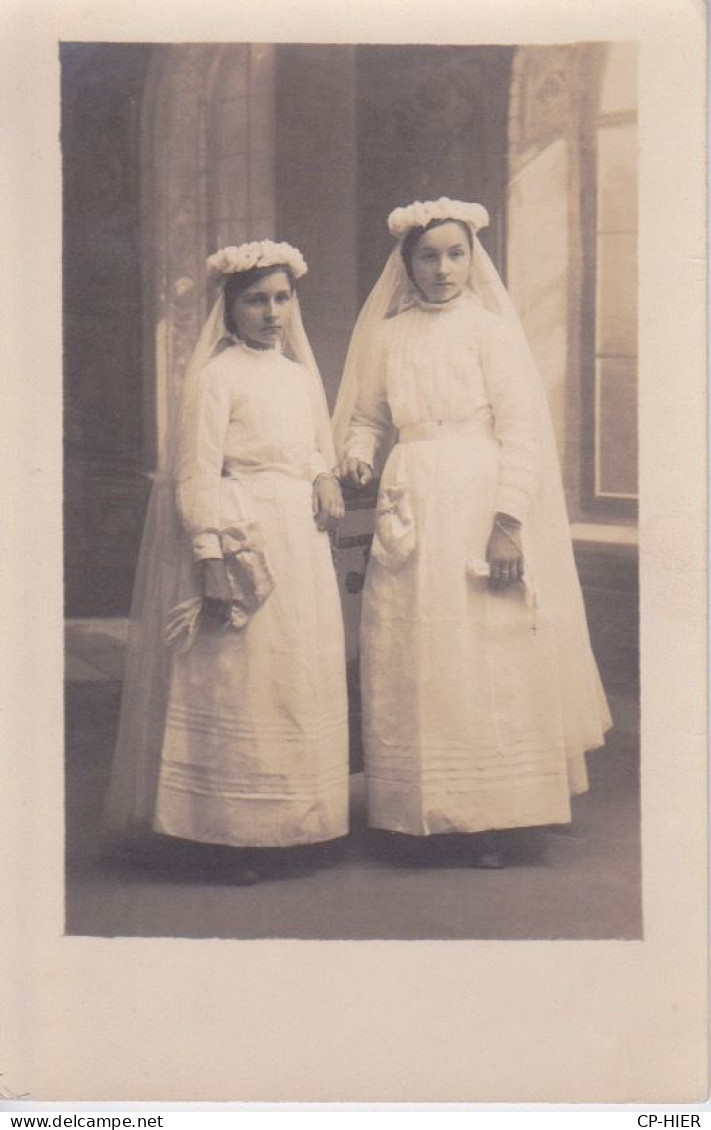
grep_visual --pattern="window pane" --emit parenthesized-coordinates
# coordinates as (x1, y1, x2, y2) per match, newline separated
(597, 124, 637, 233)
(596, 357, 638, 497)
(599, 42, 638, 115)
(507, 139, 569, 446)
(596, 232, 637, 356)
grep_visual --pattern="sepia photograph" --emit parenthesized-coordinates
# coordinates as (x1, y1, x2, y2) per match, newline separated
(63, 40, 641, 941)
(1, 0, 706, 1106)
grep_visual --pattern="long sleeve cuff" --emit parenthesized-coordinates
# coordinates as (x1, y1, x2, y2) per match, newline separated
(192, 531, 223, 561)
(494, 484, 531, 525)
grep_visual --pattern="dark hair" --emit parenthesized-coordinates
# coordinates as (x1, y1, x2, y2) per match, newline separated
(400, 217, 473, 281)
(223, 263, 296, 335)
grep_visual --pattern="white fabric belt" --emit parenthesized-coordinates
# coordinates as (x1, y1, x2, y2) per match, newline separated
(221, 458, 309, 480)
(397, 416, 492, 444)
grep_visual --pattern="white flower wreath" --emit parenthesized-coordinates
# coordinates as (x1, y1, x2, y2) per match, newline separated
(387, 197, 490, 238)
(206, 240, 308, 279)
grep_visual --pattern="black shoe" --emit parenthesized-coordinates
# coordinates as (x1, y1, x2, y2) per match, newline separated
(469, 831, 509, 869)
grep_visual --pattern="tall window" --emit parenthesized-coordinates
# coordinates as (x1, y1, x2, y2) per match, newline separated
(584, 43, 638, 517)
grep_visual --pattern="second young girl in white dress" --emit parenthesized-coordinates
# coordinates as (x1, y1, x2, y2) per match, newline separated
(334, 198, 611, 868)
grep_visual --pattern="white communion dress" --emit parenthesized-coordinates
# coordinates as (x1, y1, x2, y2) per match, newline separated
(343, 289, 611, 836)
(140, 340, 349, 847)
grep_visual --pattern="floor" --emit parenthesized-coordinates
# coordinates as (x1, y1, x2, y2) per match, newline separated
(64, 619, 642, 941)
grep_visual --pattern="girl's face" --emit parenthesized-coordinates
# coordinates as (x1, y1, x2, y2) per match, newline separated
(409, 221, 472, 304)
(229, 270, 293, 350)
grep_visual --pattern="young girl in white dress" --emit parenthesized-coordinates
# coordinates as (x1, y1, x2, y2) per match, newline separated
(333, 199, 611, 868)
(105, 241, 349, 883)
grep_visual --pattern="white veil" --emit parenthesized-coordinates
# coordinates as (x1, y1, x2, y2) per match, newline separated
(331, 199, 611, 767)
(105, 248, 331, 830)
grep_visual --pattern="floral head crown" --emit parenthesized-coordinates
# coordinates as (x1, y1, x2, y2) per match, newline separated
(387, 198, 490, 239)
(206, 240, 308, 279)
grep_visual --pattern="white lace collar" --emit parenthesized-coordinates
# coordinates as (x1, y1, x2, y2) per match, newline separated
(408, 289, 470, 314)
(226, 334, 283, 356)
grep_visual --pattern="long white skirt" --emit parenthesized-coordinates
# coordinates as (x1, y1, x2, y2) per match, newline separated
(361, 418, 611, 836)
(153, 471, 349, 847)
